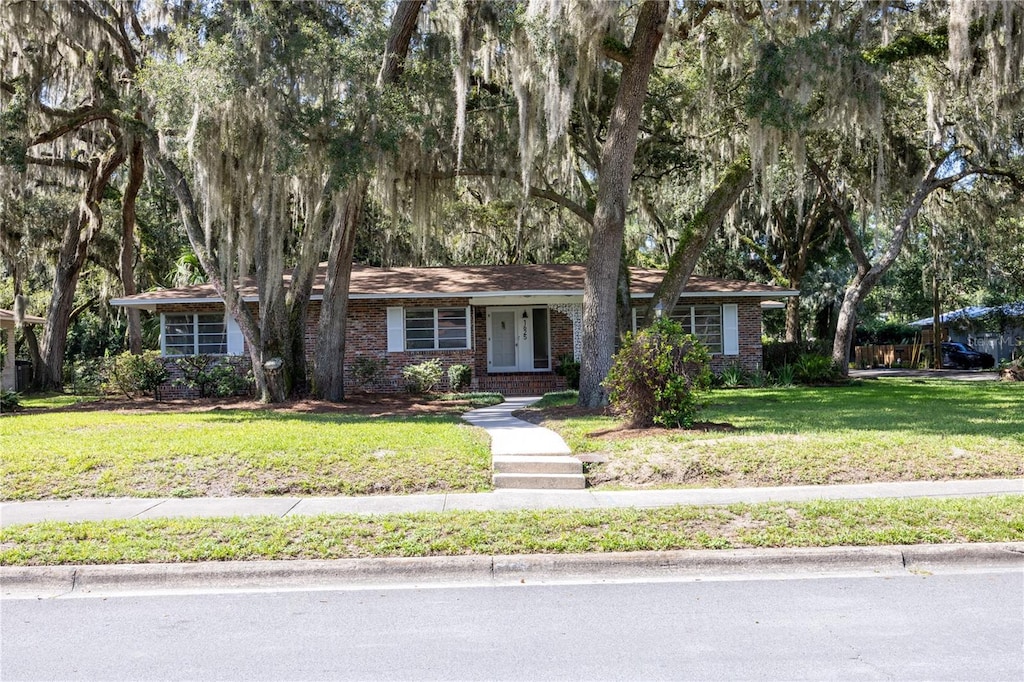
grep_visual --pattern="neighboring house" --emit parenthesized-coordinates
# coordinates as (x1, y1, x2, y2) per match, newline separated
(112, 264, 798, 397)
(910, 302, 1024, 364)
(0, 309, 45, 392)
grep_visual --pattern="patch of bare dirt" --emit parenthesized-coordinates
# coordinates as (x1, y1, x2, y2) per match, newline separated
(586, 421, 739, 440)
(515, 404, 739, 439)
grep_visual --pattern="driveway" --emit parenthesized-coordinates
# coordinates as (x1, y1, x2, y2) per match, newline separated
(850, 368, 1000, 382)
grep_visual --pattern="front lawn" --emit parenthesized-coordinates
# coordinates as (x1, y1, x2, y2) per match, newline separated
(2, 495, 1020, 565)
(0, 402, 491, 500)
(522, 379, 1024, 488)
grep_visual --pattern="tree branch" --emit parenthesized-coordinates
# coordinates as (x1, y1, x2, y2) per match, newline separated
(808, 154, 871, 276)
(30, 107, 115, 147)
(429, 165, 594, 225)
(25, 155, 91, 172)
(601, 35, 632, 65)
(377, 0, 424, 88)
(71, 0, 136, 69)
(528, 186, 594, 226)
(673, 0, 724, 42)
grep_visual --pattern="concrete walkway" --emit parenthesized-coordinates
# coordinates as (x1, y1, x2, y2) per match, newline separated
(460, 396, 570, 456)
(2, 478, 1020, 527)
(462, 396, 585, 488)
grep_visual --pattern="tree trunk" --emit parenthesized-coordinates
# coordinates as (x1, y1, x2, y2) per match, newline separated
(38, 146, 126, 389)
(785, 288, 801, 343)
(932, 267, 942, 369)
(639, 156, 751, 328)
(145, 137, 264, 383)
(314, 179, 367, 402)
(832, 278, 866, 372)
(121, 138, 145, 354)
(309, 1, 424, 401)
(21, 323, 42, 387)
(286, 237, 323, 397)
(810, 153, 979, 376)
(253, 199, 291, 403)
(579, 0, 669, 408)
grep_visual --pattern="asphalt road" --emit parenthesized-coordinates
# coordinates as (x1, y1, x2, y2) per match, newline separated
(2, 570, 1021, 681)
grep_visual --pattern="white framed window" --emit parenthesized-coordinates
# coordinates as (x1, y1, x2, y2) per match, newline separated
(388, 306, 471, 351)
(161, 313, 231, 356)
(633, 303, 735, 355)
(684, 305, 723, 354)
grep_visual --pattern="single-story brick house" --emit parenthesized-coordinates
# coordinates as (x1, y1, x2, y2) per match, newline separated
(112, 264, 797, 396)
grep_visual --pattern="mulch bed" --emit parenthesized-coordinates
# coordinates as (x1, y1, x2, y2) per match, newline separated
(17, 394, 472, 418)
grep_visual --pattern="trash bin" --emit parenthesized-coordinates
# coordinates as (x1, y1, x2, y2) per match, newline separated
(15, 360, 32, 392)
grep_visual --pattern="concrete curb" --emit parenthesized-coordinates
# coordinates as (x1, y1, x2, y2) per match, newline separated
(4, 542, 1021, 598)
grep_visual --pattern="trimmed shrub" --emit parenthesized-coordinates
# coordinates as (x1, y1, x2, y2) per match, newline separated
(447, 363, 472, 392)
(352, 356, 388, 390)
(603, 317, 712, 429)
(175, 355, 253, 398)
(64, 358, 105, 395)
(403, 359, 443, 394)
(1, 389, 21, 411)
(762, 340, 828, 375)
(554, 354, 581, 390)
(793, 353, 840, 384)
(105, 351, 170, 400)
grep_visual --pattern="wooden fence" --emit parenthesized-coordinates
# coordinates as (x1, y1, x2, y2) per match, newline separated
(854, 343, 929, 369)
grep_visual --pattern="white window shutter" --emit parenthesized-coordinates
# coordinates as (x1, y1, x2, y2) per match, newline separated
(226, 313, 244, 355)
(159, 314, 167, 356)
(465, 306, 473, 350)
(723, 304, 739, 356)
(631, 307, 637, 333)
(386, 307, 404, 352)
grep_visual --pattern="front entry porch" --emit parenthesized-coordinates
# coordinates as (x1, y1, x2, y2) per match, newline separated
(482, 306, 564, 396)
(477, 372, 567, 396)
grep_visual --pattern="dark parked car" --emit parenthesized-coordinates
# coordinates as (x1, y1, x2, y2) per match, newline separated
(941, 342, 996, 369)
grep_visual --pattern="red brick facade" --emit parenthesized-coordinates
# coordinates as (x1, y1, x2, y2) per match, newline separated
(341, 298, 476, 392)
(155, 296, 765, 397)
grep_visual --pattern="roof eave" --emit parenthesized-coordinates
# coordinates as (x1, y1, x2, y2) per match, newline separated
(111, 287, 800, 307)
(632, 290, 801, 299)
(110, 296, 258, 308)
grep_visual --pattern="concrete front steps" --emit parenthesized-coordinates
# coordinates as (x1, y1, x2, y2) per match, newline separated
(463, 396, 584, 490)
(492, 455, 586, 490)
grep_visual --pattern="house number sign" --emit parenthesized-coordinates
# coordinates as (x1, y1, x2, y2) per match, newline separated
(522, 317, 529, 341)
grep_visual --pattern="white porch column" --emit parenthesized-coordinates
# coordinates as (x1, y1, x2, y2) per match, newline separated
(1, 325, 14, 391)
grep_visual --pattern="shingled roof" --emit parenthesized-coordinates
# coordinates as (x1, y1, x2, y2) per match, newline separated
(0, 309, 46, 325)
(112, 263, 798, 307)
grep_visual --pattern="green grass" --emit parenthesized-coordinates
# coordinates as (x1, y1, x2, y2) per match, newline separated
(1, 495, 1020, 565)
(0, 410, 491, 500)
(12, 392, 103, 410)
(525, 379, 1024, 488)
(531, 390, 579, 409)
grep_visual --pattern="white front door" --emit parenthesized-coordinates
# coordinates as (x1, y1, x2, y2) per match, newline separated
(487, 308, 538, 372)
